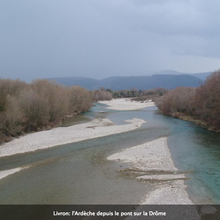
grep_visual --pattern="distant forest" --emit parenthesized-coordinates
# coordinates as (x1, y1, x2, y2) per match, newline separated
(155, 70, 220, 132)
(112, 87, 168, 100)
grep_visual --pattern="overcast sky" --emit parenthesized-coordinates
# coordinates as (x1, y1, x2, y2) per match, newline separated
(1, 0, 220, 81)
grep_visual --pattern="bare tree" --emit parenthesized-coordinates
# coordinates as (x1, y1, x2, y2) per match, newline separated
(2, 95, 24, 136)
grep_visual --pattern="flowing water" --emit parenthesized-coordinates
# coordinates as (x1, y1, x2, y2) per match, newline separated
(0, 103, 220, 204)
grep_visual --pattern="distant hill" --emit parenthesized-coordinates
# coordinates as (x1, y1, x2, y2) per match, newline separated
(155, 70, 211, 81)
(49, 77, 101, 90)
(191, 72, 211, 81)
(50, 74, 203, 90)
(102, 74, 203, 90)
(99, 76, 121, 87)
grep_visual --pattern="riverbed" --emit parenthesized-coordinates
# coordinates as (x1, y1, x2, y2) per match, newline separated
(0, 100, 220, 204)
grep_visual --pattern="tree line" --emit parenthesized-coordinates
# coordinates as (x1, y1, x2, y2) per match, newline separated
(155, 70, 220, 132)
(112, 87, 168, 101)
(0, 79, 95, 143)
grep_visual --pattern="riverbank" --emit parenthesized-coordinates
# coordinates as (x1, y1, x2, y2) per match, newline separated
(172, 113, 220, 132)
(0, 118, 145, 158)
(107, 137, 193, 204)
(99, 98, 155, 110)
(0, 167, 23, 180)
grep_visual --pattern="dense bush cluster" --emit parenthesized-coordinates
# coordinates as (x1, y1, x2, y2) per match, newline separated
(155, 70, 220, 131)
(92, 87, 113, 101)
(113, 88, 168, 100)
(0, 79, 93, 142)
(155, 87, 196, 116)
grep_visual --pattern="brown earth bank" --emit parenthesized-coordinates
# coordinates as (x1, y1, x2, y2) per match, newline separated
(170, 112, 220, 133)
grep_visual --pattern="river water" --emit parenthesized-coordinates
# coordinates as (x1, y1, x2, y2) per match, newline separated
(0, 103, 220, 204)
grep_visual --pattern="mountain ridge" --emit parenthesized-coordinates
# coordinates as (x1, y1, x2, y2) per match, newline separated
(49, 71, 209, 90)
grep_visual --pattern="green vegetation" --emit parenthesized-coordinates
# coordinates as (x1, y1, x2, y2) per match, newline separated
(112, 87, 168, 101)
(0, 79, 94, 143)
(155, 70, 220, 132)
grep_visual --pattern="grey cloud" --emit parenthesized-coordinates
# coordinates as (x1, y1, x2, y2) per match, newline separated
(0, 0, 220, 81)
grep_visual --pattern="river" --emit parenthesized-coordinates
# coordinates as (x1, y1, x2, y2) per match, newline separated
(0, 103, 220, 204)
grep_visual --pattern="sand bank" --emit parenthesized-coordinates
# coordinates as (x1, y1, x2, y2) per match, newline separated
(0, 118, 145, 158)
(107, 137, 193, 204)
(0, 168, 23, 180)
(99, 98, 155, 110)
